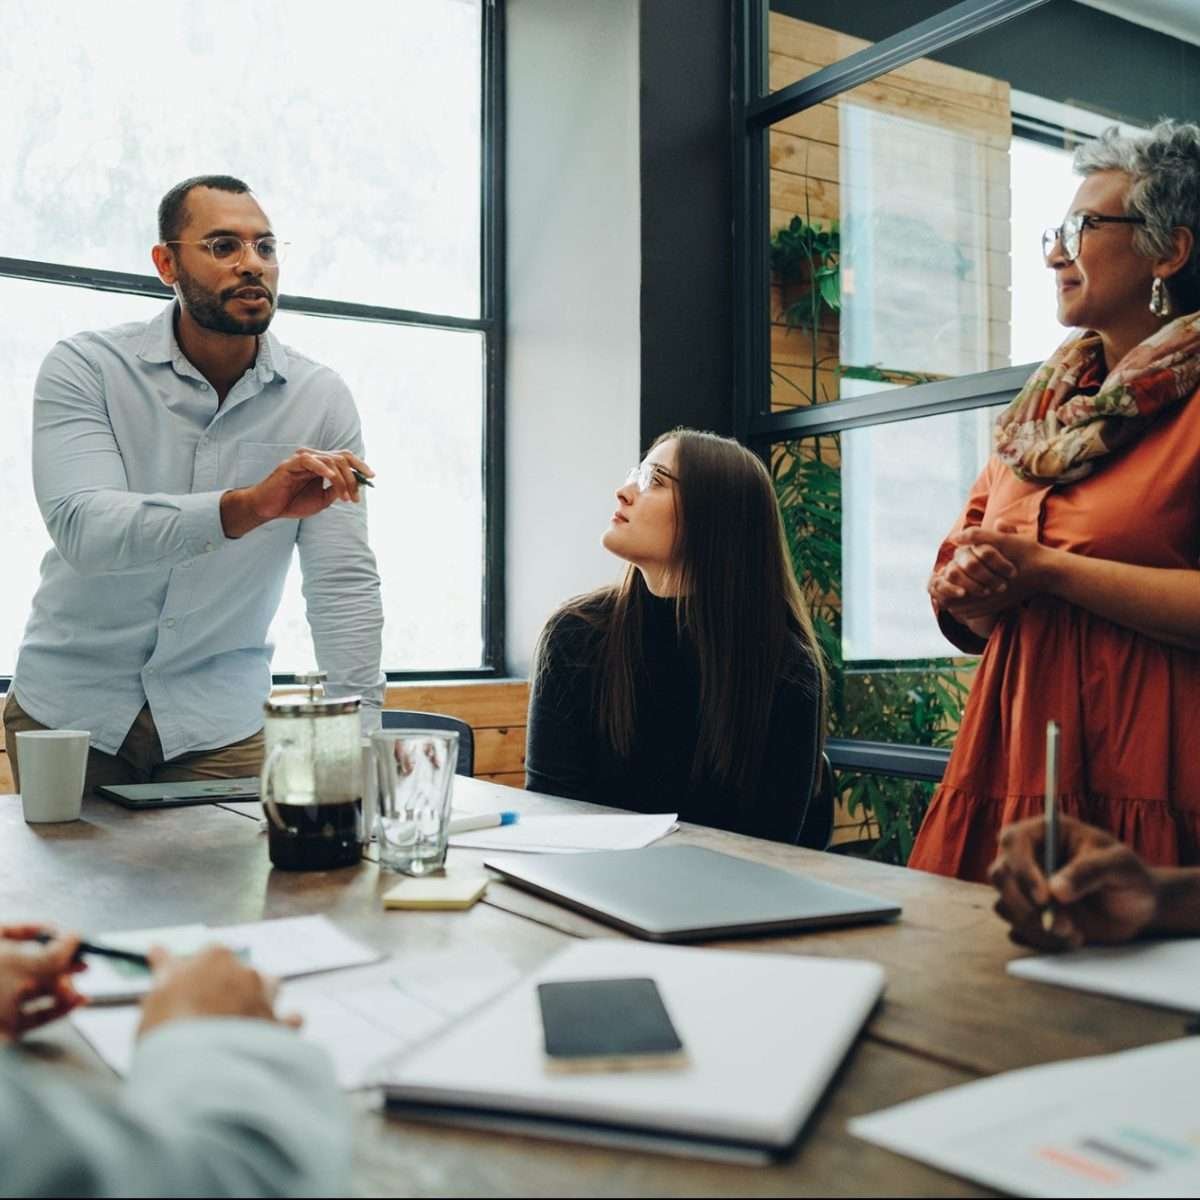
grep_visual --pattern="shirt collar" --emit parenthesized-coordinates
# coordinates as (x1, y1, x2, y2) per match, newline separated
(136, 299, 290, 383)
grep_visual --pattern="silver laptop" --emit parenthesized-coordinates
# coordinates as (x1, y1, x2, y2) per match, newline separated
(483, 844, 900, 942)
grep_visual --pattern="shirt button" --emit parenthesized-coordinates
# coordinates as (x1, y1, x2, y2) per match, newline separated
(204, 542, 215, 552)
(164, 618, 176, 629)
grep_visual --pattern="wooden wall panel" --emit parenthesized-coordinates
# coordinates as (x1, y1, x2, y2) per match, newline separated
(383, 680, 531, 788)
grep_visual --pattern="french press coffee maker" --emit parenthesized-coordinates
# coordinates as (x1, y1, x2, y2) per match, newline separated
(261, 671, 363, 870)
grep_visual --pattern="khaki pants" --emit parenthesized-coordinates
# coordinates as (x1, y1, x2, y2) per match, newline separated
(3, 692, 264, 796)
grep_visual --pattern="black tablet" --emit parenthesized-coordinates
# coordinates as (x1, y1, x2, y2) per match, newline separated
(94, 777, 261, 810)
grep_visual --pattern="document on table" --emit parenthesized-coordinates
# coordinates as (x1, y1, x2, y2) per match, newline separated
(1007, 939, 1200, 1012)
(850, 1039, 1200, 1198)
(76, 915, 382, 1004)
(448, 812, 678, 853)
(73, 945, 526, 1091)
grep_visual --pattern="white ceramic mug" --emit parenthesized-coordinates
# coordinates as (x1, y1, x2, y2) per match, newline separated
(15, 730, 90, 823)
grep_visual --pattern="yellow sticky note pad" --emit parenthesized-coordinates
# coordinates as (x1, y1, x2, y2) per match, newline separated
(382, 873, 488, 911)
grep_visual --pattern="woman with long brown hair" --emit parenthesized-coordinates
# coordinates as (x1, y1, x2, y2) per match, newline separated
(525, 428, 829, 846)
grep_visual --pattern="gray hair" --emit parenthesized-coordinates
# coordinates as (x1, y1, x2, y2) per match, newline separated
(1073, 119, 1200, 312)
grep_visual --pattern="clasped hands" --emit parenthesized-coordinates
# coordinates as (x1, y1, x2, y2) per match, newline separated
(927, 521, 1054, 623)
(0, 926, 298, 1044)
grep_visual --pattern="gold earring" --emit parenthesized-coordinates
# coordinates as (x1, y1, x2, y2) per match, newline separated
(1150, 276, 1172, 317)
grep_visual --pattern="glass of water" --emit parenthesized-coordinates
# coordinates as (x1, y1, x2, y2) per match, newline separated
(371, 729, 459, 875)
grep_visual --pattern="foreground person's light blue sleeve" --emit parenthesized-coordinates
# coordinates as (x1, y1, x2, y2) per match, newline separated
(0, 1019, 351, 1199)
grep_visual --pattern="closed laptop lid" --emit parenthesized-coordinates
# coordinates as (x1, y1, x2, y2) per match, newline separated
(484, 844, 900, 941)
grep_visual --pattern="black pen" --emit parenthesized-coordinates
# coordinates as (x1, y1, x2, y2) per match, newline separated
(32, 931, 150, 969)
(351, 468, 375, 489)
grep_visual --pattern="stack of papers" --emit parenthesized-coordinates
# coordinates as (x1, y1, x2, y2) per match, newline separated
(72, 936, 524, 1092)
(76, 914, 382, 1004)
(850, 1039, 1200, 1197)
(449, 812, 677, 854)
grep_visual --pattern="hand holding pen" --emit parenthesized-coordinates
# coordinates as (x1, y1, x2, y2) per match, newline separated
(0, 925, 87, 1040)
(989, 815, 1163, 949)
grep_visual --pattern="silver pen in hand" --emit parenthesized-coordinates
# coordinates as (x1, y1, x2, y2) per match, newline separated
(1042, 719, 1060, 933)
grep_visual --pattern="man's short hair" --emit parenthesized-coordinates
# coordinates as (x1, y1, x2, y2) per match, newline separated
(158, 175, 253, 243)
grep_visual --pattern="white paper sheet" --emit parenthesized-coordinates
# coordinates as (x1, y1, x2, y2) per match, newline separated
(850, 1039, 1200, 1198)
(73, 950, 525, 1091)
(76, 915, 382, 1004)
(448, 813, 678, 854)
(1007, 939, 1200, 1012)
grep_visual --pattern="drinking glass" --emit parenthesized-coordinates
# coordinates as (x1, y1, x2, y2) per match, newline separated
(372, 730, 459, 875)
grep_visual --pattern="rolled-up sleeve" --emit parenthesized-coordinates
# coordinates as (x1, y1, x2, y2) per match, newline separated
(32, 340, 226, 577)
(0, 1019, 350, 1198)
(297, 373, 386, 727)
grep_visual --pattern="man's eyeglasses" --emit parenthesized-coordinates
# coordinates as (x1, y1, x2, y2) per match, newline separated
(164, 236, 289, 266)
(1041, 213, 1144, 263)
(625, 462, 678, 493)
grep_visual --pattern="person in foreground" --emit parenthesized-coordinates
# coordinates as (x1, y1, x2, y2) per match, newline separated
(525, 428, 829, 846)
(0, 926, 348, 1197)
(910, 120, 1200, 881)
(4, 173, 385, 798)
(989, 815, 1200, 949)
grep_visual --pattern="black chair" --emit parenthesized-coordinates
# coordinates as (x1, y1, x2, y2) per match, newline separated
(380, 710, 475, 778)
(797, 751, 835, 851)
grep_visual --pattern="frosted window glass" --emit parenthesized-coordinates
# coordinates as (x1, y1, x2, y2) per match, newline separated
(0, 0, 481, 316)
(0, 279, 484, 673)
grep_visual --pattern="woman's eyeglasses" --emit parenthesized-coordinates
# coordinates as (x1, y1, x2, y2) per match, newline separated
(1041, 212, 1144, 263)
(625, 462, 678, 493)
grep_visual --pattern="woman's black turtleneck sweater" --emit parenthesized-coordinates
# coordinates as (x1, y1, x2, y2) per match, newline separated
(525, 594, 824, 846)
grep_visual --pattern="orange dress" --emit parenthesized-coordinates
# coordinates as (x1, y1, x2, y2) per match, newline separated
(908, 388, 1200, 881)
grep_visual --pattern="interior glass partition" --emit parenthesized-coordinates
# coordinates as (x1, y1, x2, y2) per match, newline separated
(740, 0, 1200, 857)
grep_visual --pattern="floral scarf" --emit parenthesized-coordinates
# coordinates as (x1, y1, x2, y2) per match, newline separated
(994, 310, 1200, 484)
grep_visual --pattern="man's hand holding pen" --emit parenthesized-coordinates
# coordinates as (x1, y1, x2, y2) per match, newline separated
(219, 448, 376, 538)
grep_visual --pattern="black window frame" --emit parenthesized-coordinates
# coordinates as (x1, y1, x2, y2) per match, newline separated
(0, 0, 506, 692)
(734, 0, 1050, 779)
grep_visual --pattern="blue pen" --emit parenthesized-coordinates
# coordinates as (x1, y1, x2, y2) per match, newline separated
(447, 811, 519, 835)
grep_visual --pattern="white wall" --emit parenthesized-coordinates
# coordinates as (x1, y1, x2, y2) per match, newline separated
(505, 0, 642, 675)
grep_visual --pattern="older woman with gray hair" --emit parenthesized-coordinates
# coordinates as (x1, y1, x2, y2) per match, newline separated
(910, 120, 1200, 883)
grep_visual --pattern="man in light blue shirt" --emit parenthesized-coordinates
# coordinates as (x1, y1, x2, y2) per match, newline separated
(4, 175, 385, 793)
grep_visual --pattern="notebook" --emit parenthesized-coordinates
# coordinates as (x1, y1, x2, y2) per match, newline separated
(484, 844, 900, 941)
(383, 939, 886, 1163)
(1007, 939, 1200, 1012)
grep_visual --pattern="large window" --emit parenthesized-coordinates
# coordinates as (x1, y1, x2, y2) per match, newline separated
(0, 0, 503, 680)
(740, 0, 1200, 858)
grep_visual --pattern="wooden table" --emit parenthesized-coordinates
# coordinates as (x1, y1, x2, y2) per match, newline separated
(2, 781, 1188, 1197)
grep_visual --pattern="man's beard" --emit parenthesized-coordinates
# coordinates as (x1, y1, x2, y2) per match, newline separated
(175, 265, 276, 336)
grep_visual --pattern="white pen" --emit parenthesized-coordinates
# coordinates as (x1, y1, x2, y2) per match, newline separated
(448, 811, 520, 835)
